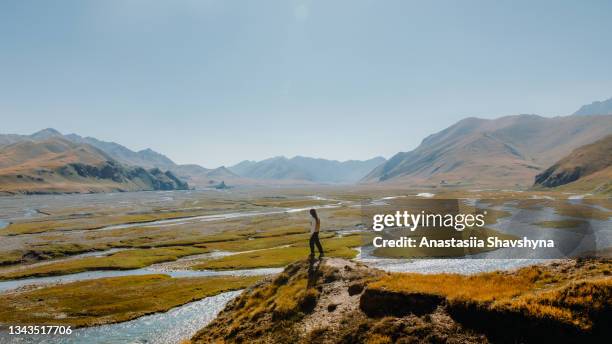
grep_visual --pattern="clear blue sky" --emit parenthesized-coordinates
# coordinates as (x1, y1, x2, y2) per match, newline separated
(1, 0, 611, 167)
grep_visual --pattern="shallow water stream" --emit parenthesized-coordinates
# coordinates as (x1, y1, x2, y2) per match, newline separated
(0, 193, 608, 343)
(0, 290, 241, 344)
(0, 267, 282, 293)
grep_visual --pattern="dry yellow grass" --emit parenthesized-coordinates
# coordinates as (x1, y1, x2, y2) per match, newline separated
(1, 210, 213, 235)
(0, 246, 211, 280)
(194, 235, 361, 270)
(369, 267, 543, 302)
(499, 277, 611, 329)
(0, 274, 261, 327)
(365, 334, 393, 344)
(514, 199, 610, 220)
(196, 259, 334, 342)
(249, 198, 329, 208)
(368, 259, 612, 330)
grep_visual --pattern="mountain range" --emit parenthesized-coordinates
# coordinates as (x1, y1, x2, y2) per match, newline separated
(0, 129, 387, 189)
(2, 97, 611, 193)
(0, 129, 241, 189)
(229, 156, 386, 184)
(362, 114, 612, 188)
(573, 97, 612, 116)
(60, 131, 385, 185)
(0, 128, 176, 169)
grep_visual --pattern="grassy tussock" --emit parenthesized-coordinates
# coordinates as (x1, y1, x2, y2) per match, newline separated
(365, 334, 393, 344)
(250, 198, 329, 208)
(270, 275, 319, 319)
(250, 225, 308, 238)
(195, 260, 333, 342)
(552, 202, 610, 221)
(206, 232, 328, 252)
(328, 207, 363, 219)
(0, 242, 100, 266)
(1, 210, 211, 235)
(0, 246, 210, 280)
(193, 235, 361, 270)
(0, 250, 32, 266)
(515, 199, 610, 220)
(535, 220, 588, 230)
(0, 274, 261, 327)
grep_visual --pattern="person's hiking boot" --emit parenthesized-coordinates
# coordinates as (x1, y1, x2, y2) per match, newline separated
(318, 253, 324, 259)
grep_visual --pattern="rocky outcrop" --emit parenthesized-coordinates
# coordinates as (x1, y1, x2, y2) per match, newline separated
(191, 258, 386, 343)
(191, 258, 611, 344)
(535, 165, 583, 187)
(359, 288, 444, 317)
(58, 162, 189, 191)
(147, 168, 189, 190)
(534, 135, 612, 189)
(191, 259, 485, 343)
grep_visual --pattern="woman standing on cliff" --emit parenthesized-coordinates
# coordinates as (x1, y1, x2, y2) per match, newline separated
(309, 209, 324, 258)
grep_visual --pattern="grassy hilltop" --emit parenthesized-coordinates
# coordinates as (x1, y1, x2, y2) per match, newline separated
(190, 257, 611, 344)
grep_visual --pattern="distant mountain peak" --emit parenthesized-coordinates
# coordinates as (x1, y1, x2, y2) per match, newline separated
(573, 97, 612, 116)
(64, 133, 82, 140)
(30, 128, 62, 139)
(207, 166, 239, 177)
(36, 128, 61, 134)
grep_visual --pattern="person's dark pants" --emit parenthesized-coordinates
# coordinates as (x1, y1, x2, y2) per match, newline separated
(309, 232, 324, 256)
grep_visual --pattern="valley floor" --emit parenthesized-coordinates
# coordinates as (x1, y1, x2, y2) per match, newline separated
(0, 187, 609, 343)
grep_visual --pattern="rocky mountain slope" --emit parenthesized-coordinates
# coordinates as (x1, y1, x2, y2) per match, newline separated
(0, 128, 177, 168)
(230, 156, 386, 183)
(362, 114, 612, 188)
(0, 129, 240, 188)
(534, 135, 612, 193)
(66, 133, 176, 170)
(191, 258, 610, 344)
(0, 137, 188, 194)
(573, 97, 612, 116)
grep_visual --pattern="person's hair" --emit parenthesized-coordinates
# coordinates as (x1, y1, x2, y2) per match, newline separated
(309, 208, 318, 220)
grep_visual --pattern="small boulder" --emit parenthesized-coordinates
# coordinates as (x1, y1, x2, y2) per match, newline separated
(360, 288, 444, 317)
(348, 283, 365, 296)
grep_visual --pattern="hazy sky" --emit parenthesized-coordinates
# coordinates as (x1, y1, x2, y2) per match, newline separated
(1, 1, 611, 167)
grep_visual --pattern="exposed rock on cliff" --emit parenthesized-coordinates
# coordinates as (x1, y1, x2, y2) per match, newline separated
(0, 138, 189, 194)
(534, 135, 611, 192)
